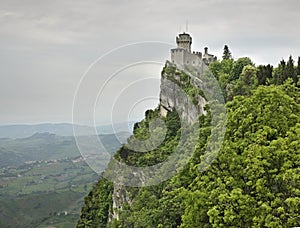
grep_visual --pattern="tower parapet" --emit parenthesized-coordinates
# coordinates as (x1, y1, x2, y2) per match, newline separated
(176, 33, 192, 52)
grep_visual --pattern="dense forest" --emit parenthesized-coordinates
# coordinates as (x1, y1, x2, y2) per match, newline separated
(77, 46, 300, 227)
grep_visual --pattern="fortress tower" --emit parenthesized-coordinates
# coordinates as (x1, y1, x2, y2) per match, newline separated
(171, 32, 216, 68)
(176, 33, 192, 52)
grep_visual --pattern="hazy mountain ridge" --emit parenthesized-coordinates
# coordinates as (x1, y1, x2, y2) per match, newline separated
(0, 131, 130, 169)
(0, 122, 135, 139)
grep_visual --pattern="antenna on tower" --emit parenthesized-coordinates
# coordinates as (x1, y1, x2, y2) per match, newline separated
(186, 20, 189, 33)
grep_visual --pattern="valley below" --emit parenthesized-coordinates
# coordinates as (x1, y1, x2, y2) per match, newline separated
(0, 131, 126, 228)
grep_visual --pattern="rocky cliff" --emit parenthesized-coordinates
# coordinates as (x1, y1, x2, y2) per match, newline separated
(159, 61, 207, 123)
(109, 61, 208, 221)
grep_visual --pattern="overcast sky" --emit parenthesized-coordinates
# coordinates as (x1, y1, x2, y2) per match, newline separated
(1, 0, 299, 125)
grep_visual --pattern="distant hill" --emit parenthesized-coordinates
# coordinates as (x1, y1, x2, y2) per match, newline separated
(0, 122, 134, 139)
(97, 121, 135, 135)
(0, 131, 130, 169)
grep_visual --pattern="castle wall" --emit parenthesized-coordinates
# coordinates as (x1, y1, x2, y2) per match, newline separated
(184, 51, 202, 66)
(171, 49, 184, 66)
(171, 49, 202, 67)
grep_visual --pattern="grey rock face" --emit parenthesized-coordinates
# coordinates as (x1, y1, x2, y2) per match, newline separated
(159, 63, 207, 124)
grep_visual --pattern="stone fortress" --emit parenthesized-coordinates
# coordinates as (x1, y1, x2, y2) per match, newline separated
(171, 32, 216, 67)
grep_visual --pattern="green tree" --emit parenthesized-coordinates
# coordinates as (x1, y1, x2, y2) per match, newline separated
(181, 83, 300, 227)
(297, 56, 300, 76)
(209, 60, 222, 80)
(287, 55, 297, 84)
(257, 64, 273, 85)
(222, 45, 232, 60)
(274, 59, 287, 84)
(233, 65, 258, 96)
(230, 57, 253, 81)
(209, 58, 234, 100)
(77, 179, 113, 228)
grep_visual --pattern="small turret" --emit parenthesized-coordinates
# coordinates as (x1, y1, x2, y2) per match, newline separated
(202, 47, 216, 65)
(204, 47, 208, 55)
